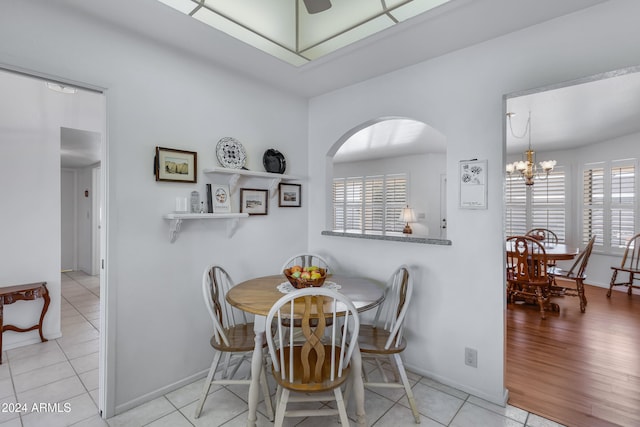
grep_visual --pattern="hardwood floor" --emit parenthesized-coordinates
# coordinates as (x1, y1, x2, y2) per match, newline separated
(506, 281, 640, 427)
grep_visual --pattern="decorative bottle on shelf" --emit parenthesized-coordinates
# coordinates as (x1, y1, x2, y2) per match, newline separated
(200, 201, 206, 213)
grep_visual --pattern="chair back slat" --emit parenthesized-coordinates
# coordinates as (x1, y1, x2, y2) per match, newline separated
(266, 287, 359, 387)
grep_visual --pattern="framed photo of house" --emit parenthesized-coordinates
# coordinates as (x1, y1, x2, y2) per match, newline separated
(212, 184, 231, 213)
(240, 188, 268, 215)
(459, 159, 487, 209)
(155, 147, 197, 183)
(278, 183, 301, 207)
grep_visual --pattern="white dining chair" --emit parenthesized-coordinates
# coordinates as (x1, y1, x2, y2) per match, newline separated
(265, 287, 360, 427)
(355, 265, 420, 423)
(280, 253, 331, 273)
(194, 265, 273, 420)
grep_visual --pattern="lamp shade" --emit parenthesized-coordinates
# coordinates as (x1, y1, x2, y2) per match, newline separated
(399, 206, 417, 223)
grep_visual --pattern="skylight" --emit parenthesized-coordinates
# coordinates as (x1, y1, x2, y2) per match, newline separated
(156, 0, 452, 66)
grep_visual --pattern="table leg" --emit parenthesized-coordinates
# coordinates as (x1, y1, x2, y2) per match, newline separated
(351, 344, 367, 426)
(247, 315, 266, 427)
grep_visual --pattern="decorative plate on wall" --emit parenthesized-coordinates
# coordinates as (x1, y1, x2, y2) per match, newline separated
(216, 137, 247, 169)
(263, 148, 286, 174)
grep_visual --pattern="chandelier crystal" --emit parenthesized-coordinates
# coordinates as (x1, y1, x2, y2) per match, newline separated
(506, 112, 556, 185)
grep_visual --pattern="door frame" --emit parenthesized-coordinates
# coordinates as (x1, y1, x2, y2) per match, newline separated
(0, 64, 114, 418)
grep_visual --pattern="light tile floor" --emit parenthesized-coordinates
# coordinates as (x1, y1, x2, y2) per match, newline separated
(0, 272, 565, 427)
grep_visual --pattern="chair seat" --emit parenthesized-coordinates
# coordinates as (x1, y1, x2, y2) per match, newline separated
(210, 323, 260, 352)
(272, 345, 351, 393)
(357, 324, 406, 354)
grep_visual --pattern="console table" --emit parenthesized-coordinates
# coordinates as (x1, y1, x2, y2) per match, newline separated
(0, 282, 50, 364)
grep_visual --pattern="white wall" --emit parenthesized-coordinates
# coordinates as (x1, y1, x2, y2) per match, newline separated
(0, 0, 308, 414)
(308, 0, 640, 404)
(77, 164, 99, 274)
(2, 0, 640, 416)
(333, 153, 446, 236)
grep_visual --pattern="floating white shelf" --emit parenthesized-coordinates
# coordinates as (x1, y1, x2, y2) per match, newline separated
(203, 167, 303, 198)
(163, 213, 248, 242)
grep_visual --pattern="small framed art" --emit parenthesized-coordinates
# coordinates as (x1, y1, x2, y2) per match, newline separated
(278, 183, 301, 207)
(240, 188, 268, 215)
(459, 159, 487, 209)
(155, 147, 197, 183)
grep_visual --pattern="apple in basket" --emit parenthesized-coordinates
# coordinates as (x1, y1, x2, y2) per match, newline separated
(284, 265, 327, 288)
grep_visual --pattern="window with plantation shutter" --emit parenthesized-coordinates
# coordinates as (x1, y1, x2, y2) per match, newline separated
(610, 162, 635, 248)
(333, 174, 407, 234)
(385, 174, 407, 233)
(505, 173, 528, 236)
(582, 160, 636, 252)
(505, 167, 566, 242)
(532, 169, 566, 242)
(582, 165, 604, 247)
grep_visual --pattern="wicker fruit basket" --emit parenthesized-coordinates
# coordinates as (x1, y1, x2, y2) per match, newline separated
(283, 267, 327, 289)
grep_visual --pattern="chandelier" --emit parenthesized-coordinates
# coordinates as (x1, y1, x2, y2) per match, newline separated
(506, 112, 556, 185)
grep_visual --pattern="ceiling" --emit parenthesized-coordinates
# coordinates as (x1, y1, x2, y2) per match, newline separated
(333, 118, 445, 163)
(154, 0, 452, 66)
(506, 67, 640, 155)
(61, 127, 101, 168)
(59, 0, 608, 98)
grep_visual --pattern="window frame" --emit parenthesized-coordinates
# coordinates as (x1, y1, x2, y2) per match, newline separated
(581, 159, 637, 254)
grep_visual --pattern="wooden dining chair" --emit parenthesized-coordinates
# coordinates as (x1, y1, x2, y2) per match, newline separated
(265, 287, 360, 427)
(194, 265, 274, 420)
(281, 253, 331, 274)
(608, 232, 640, 297)
(506, 235, 554, 319)
(526, 228, 559, 245)
(355, 265, 420, 423)
(526, 228, 560, 274)
(548, 236, 596, 312)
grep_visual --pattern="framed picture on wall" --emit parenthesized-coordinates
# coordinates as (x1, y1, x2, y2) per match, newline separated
(240, 188, 268, 215)
(155, 147, 197, 183)
(278, 183, 301, 207)
(459, 159, 487, 209)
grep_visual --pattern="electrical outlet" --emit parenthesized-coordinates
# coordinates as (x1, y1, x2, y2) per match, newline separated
(465, 347, 478, 368)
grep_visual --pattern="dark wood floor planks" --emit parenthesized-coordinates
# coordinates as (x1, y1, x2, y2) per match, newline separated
(506, 282, 640, 427)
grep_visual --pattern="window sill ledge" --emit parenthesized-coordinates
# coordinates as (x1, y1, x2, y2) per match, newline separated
(321, 230, 452, 246)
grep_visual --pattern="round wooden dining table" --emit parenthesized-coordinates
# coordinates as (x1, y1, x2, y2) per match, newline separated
(506, 241, 579, 261)
(227, 274, 385, 427)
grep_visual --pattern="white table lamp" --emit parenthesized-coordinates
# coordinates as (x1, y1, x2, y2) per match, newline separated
(399, 206, 417, 235)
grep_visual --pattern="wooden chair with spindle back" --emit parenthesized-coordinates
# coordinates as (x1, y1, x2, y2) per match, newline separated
(608, 232, 640, 297)
(548, 236, 596, 312)
(265, 287, 359, 427)
(194, 265, 273, 420)
(506, 235, 554, 319)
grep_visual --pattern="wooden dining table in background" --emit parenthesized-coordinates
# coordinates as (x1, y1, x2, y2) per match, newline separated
(506, 241, 579, 261)
(227, 274, 385, 427)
